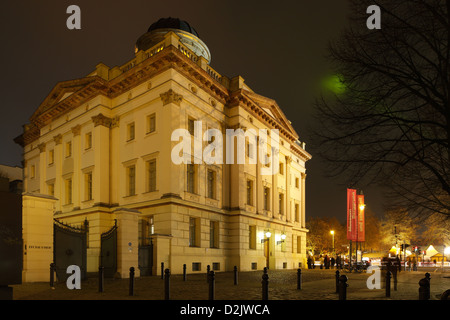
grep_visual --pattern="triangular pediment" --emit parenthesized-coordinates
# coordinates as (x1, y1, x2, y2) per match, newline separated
(241, 89, 299, 140)
(30, 77, 105, 127)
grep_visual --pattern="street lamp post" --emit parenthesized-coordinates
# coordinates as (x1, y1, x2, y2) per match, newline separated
(330, 230, 335, 254)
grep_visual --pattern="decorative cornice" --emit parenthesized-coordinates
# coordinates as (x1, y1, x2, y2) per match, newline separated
(38, 143, 46, 153)
(53, 134, 62, 145)
(160, 89, 183, 106)
(92, 113, 112, 127)
(71, 124, 81, 136)
(110, 116, 120, 129)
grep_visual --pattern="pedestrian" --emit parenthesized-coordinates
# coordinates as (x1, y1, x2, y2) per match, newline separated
(307, 256, 312, 269)
(336, 255, 341, 269)
(320, 255, 324, 269)
(396, 255, 401, 273)
(330, 257, 335, 269)
(324, 255, 329, 269)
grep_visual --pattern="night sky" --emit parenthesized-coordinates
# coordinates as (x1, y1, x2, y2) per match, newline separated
(0, 0, 384, 221)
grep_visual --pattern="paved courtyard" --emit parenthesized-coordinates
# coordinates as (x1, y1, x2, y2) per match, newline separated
(10, 268, 450, 301)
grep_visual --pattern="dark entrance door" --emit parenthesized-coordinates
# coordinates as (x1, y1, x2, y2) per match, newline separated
(138, 239, 153, 276)
(100, 221, 117, 278)
(53, 219, 88, 282)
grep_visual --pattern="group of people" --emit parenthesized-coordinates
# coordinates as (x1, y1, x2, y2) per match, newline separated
(307, 254, 343, 269)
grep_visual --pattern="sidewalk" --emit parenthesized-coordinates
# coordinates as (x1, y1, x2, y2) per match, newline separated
(9, 269, 450, 300)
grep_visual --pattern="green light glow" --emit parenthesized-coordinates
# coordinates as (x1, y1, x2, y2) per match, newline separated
(323, 75, 346, 95)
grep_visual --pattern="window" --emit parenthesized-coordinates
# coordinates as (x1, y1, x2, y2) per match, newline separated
(85, 172, 93, 201)
(206, 127, 215, 144)
(30, 165, 35, 179)
(295, 177, 299, 188)
(264, 187, 270, 211)
(147, 159, 156, 192)
(127, 165, 136, 196)
(279, 193, 284, 215)
(147, 113, 156, 134)
(65, 178, 72, 204)
(127, 122, 135, 141)
(187, 164, 196, 193)
(210, 221, 219, 248)
(295, 203, 300, 222)
(48, 183, 54, 196)
(192, 262, 201, 271)
(189, 217, 199, 247)
(264, 153, 271, 167)
(212, 263, 220, 271)
(247, 180, 253, 206)
(188, 118, 195, 135)
(85, 132, 92, 150)
(246, 141, 254, 159)
(249, 225, 256, 250)
(207, 169, 215, 199)
(139, 216, 154, 246)
(48, 149, 54, 165)
(279, 162, 284, 175)
(297, 236, 302, 254)
(66, 141, 72, 157)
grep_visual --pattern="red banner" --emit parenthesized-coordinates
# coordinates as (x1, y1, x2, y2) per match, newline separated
(357, 194, 365, 242)
(347, 189, 357, 241)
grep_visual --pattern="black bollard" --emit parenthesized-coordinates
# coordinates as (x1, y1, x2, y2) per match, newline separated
(50, 263, 55, 287)
(335, 270, 340, 293)
(208, 271, 215, 300)
(207, 265, 211, 282)
(338, 275, 348, 300)
(129, 267, 135, 296)
(234, 266, 238, 285)
(99, 266, 104, 293)
(385, 271, 391, 298)
(164, 268, 170, 300)
(262, 270, 269, 300)
(161, 262, 164, 279)
(297, 269, 302, 290)
(183, 264, 187, 281)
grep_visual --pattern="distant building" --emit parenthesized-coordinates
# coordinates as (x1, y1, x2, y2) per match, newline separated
(15, 18, 311, 279)
(0, 164, 23, 194)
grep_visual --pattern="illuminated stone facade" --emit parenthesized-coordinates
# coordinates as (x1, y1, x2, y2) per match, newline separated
(18, 18, 311, 279)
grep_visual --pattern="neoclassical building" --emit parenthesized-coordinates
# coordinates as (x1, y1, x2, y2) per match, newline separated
(16, 18, 311, 280)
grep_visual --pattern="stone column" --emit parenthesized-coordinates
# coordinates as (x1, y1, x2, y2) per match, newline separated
(53, 134, 63, 212)
(71, 125, 81, 207)
(110, 117, 120, 205)
(301, 172, 306, 228)
(38, 143, 46, 194)
(285, 156, 291, 222)
(92, 114, 111, 205)
(256, 137, 263, 214)
(22, 193, 57, 282)
(271, 159, 278, 219)
(160, 88, 183, 199)
(114, 208, 140, 278)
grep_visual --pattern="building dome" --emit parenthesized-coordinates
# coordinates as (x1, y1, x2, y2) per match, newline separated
(135, 17, 211, 64)
(147, 17, 200, 38)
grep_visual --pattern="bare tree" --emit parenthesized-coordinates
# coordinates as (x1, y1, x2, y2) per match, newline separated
(420, 212, 450, 246)
(312, 0, 450, 219)
(379, 208, 418, 248)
